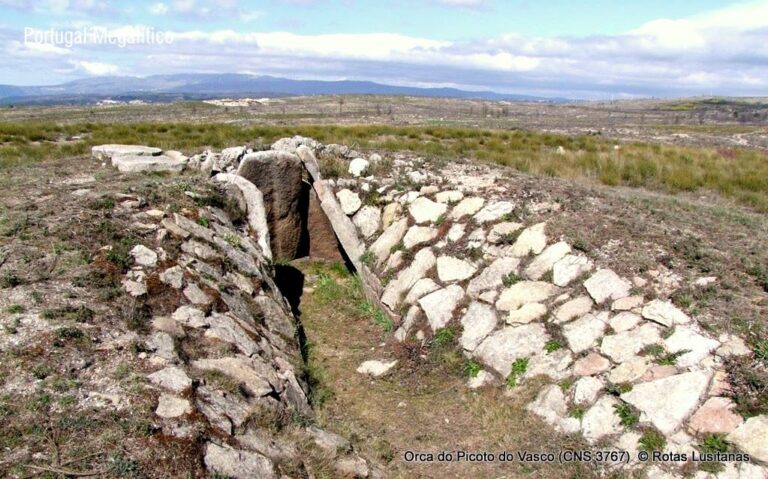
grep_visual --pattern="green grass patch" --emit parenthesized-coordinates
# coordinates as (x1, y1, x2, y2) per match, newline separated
(3, 122, 767, 211)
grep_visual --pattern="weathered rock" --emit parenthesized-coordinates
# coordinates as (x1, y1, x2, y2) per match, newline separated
(527, 384, 580, 434)
(487, 222, 523, 244)
(357, 360, 397, 377)
(404, 278, 441, 305)
(336, 189, 362, 215)
(446, 223, 466, 242)
(204, 442, 277, 479)
(112, 154, 186, 173)
(238, 151, 303, 259)
(335, 456, 369, 478)
(156, 394, 192, 418)
(409, 197, 447, 224)
(272, 135, 321, 153)
(381, 203, 402, 229)
(184, 283, 212, 306)
(467, 370, 495, 389)
(664, 327, 719, 368)
(419, 285, 465, 331)
(574, 353, 612, 376)
(152, 316, 185, 337)
(608, 357, 650, 383)
(435, 190, 464, 204)
(403, 225, 438, 249)
(352, 206, 382, 238)
(146, 331, 178, 362)
(582, 395, 623, 442)
(507, 303, 547, 324)
(609, 312, 642, 332)
(473, 324, 549, 377)
(131, 245, 158, 267)
(381, 248, 436, 309)
(394, 305, 421, 342)
(584, 269, 631, 304)
(192, 356, 279, 397)
(525, 349, 573, 381)
(612, 295, 644, 311)
(369, 218, 408, 265)
(122, 270, 147, 296)
(510, 222, 547, 257)
(524, 241, 571, 280)
(495, 281, 558, 311)
(466, 257, 520, 298)
(436, 256, 477, 283)
(553, 296, 593, 324)
(93, 144, 162, 160)
(641, 364, 678, 382)
(348, 157, 370, 177)
(181, 240, 220, 261)
(306, 426, 351, 453)
(642, 300, 691, 327)
(574, 376, 604, 405)
(551, 255, 593, 288)
(147, 366, 193, 394)
(205, 313, 260, 356)
(727, 415, 768, 463)
(689, 397, 743, 434)
(621, 371, 712, 434)
(459, 301, 498, 351)
(449, 197, 484, 220)
(159, 266, 184, 289)
(473, 201, 515, 224)
(212, 173, 272, 259)
(717, 335, 752, 357)
(563, 312, 607, 354)
(600, 324, 662, 363)
(172, 305, 207, 328)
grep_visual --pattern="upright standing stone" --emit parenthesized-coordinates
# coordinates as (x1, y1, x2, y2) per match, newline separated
(238, 151, 303, 260)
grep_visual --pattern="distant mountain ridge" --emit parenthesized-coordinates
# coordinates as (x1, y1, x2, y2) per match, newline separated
(0, 73, 561, 104)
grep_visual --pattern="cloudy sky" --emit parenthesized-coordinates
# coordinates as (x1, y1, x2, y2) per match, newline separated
(1, 0, 767, 99)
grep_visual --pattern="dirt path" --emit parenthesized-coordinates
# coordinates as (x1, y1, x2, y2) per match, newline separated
(294, 260, 603, 479)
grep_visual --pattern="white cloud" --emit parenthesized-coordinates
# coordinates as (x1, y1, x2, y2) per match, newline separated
(70, 59, 117, 75)
(3, 0, 768, 97)
(148, 2, 168, 15)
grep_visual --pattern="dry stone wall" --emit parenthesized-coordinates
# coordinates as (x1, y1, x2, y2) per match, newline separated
(95, 136, 768, 479)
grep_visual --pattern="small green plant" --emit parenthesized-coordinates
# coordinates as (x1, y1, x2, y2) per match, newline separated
(359, 250, 376, 268)
(32, 365, 53, 380)
(502, 272, 521, 287)
(606, 382, 634, 395)
(572, 239, 590, 253)
(5, 304, 24, 314)
(433, 328, 456, 347)
(642, 343, 665, 357)
(390, 241, 404, 254)
(196, 216, 210, 227)
(658, 350, 690, 366)
(506, 357, 529, 388)
(467, 247, 483, 262)
(88, 197, 115, 210)
(55, 326, 84, 340)
(638, 430, 666, 451)
(464, 360, 482, 378)
(754, 339, 768, 364)
(0, 271, 21, 289)
(224, 233, 241, 247)
(558, 378, 575, 391)
(613, 403, 639, 427)
(699, 434, 729, 454)
(372, 309, 393, 332)
(568, 406, 585, 420)
(435, 214, 446, 226)
(544, 339, 562, 353)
